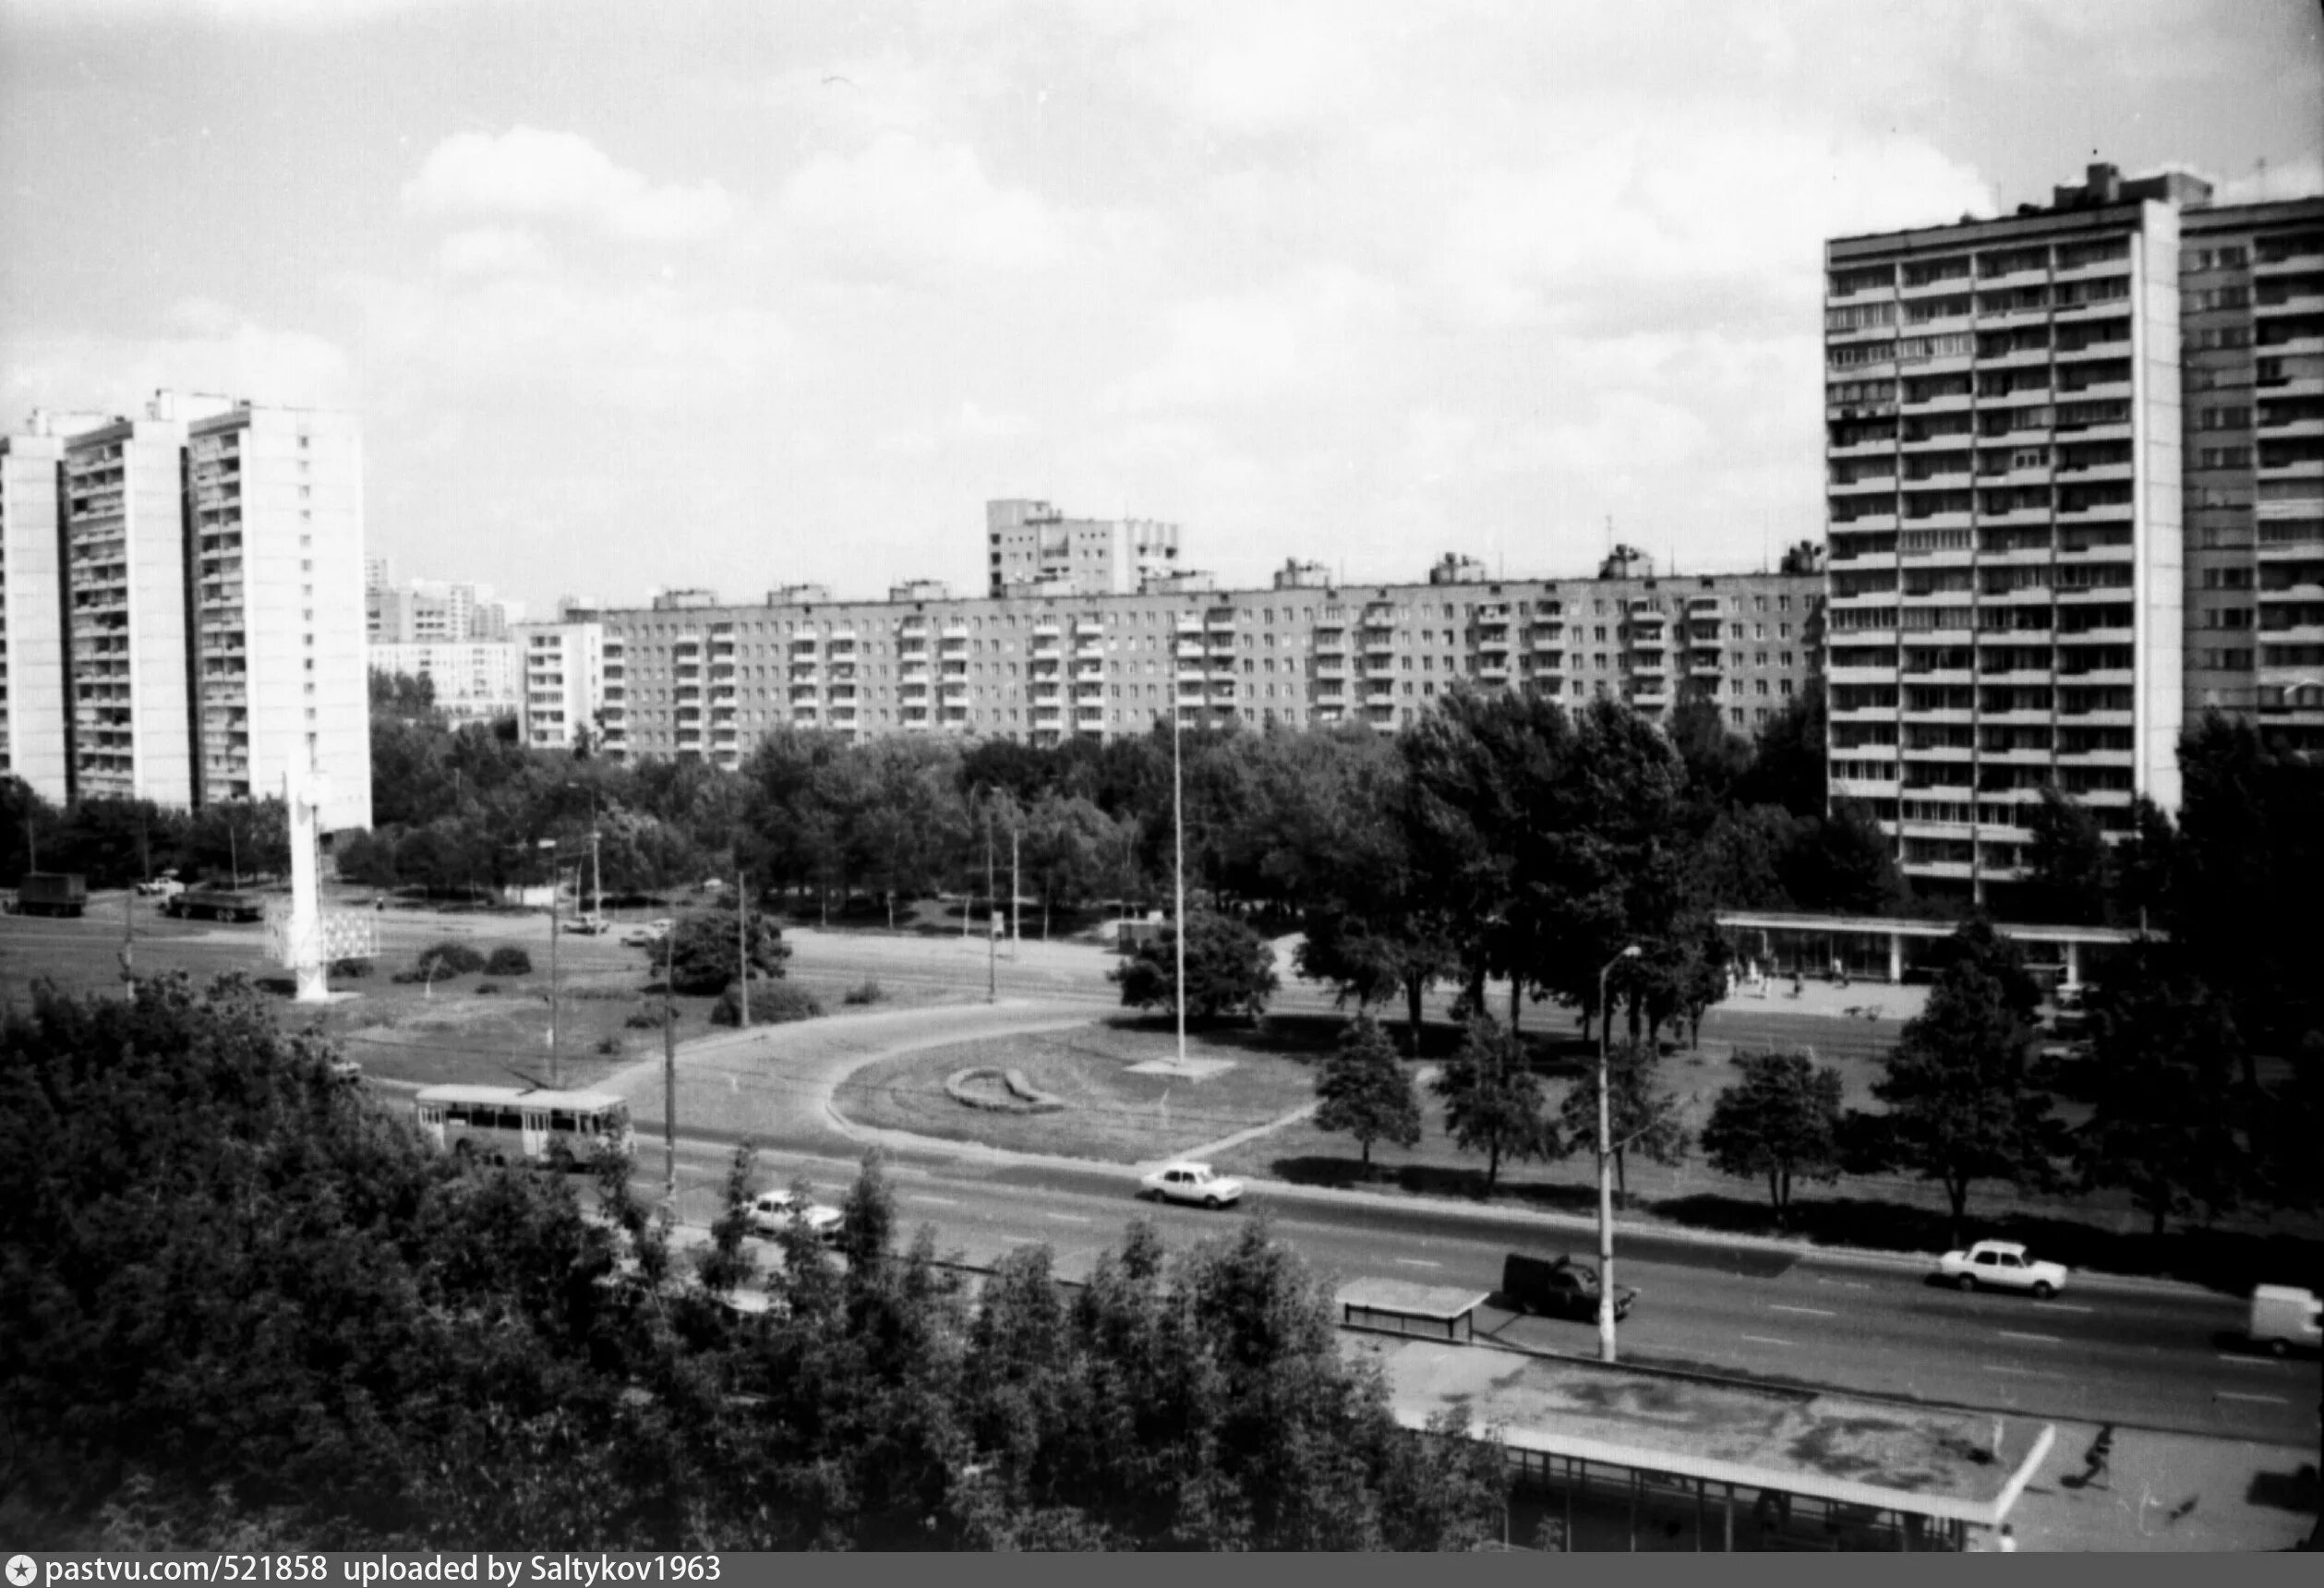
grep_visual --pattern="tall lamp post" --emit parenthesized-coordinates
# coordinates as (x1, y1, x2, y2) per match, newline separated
(1171, 703, 1187, 1070)
(1597, 944, 1642, 1364)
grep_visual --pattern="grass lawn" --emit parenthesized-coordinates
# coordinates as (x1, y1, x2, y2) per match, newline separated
(834, 1016, 1329, 1163)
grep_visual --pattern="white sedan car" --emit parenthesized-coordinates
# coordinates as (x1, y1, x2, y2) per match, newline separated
(1938, 1239, 2069, 1298)
(1138, 1161, 1246, 1209)
(750, 1189, 844, 1243)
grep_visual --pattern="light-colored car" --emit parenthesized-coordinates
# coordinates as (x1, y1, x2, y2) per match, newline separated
(1938, 1239, 2069, 1298)
(2249, 1285, 2321, 1355)
(750, 1189, 843, 1243)
(133, 873, 185, 898)
(623, 917, 675, 947)
(1138, 1161, 1246, 1209)
(564, 914, 611, 936)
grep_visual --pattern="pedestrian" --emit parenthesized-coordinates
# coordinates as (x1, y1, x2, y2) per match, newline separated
(1995, 1523, 2017, 1553)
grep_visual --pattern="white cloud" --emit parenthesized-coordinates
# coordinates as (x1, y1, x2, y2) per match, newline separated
(403, 127, 735, 243)
(0, 307, 355, 415)
(775, 133, 1073, 281)
(434, 227, 554, 278)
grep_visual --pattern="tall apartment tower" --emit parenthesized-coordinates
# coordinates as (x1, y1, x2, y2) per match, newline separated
(2177, 198, 2324, 745)
(985, 499, 1180, 596)
(1823, 163, 2204, 905)
(0, 392, 371, 831)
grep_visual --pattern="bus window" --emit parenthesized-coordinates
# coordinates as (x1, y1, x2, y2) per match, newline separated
(549, 1110, 576, 1132)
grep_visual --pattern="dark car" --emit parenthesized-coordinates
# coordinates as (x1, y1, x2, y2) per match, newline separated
(1501, 1253, 1638, 1321)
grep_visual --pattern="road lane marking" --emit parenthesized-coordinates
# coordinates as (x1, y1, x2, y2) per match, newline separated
(1394, 1257, 1443, 1269)
(1740, 1334, 1795, 1348)
(2216, 1353, 2287, 1367)
(1814, 1278, 1872, 1291)
(1981, 1364, 2060, 1379)
(909, 1194, 959, 1207)
(2029, 1302, 2093, 1314)
(1044, 1212, 1091, 1224)
(1767, 1305, 1836, 1317)
(2215, 1391, 2290, 1405)
(1997, 1330, 2064, 1344)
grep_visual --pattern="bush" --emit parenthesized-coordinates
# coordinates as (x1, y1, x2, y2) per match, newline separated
(483, 946, 532, 977)
(710, 980, 824, 1028)
(625, 1005, 677, 1030)
(842, 979, 885, 1006)
(329, 956, 373, 979)
(595, 1035, 623, 1055)
(474, 982, 500, 996)
(399, 940, 485, 982)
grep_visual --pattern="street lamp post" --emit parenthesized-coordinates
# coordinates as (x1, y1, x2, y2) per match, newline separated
(537, 840, 561, 1086)
(1597, 944, 1642, 1364)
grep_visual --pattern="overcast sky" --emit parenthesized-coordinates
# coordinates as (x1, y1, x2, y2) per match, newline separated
(4, 0, 2319, 615)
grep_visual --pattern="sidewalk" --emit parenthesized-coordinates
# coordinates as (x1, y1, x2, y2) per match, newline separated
(2006, 1417, 2317, 1551)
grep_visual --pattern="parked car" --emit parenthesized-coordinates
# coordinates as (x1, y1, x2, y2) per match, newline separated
(2248, 1285, 2321, 1356)
(564, 914, 611, 935)
(1501, 1252, 1637, 1322)
(750, 1189, 843, 1243)
(1937, 1240, 2069, 1298)
(1138, 1161, 1245, 1209)
(133, 872, 185, 898)
(623, 917, 674, 947)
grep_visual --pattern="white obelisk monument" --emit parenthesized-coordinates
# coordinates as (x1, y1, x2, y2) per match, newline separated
(285, 768, 332, 1003)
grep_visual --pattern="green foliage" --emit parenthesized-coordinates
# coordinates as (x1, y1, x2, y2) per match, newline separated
(483, 945, 532, 977)
(661, 910, 792, 995)
(1313, 1014, 1423, 1170)
(1558, 1039, 1692, 1206)
(708, 979, 823, 1028)
(1701, 1052, 1846, 1224)
(2022, 786, 2114, 926)
(841, 978, 885, 1005)
(2073, 946, 2248, 1237)
(1110, 908, 1280, 1021)
(392, 940, 486, 982)
(1857, 921, 2064, 1242)
(1430, 1016, 1556, 1191)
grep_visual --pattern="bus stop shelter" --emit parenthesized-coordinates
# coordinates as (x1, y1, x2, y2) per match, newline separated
(1347, 1334, 2054, 1552)
(1716, 909, 2154, 989)
(1336, 1279, 1493, 1343)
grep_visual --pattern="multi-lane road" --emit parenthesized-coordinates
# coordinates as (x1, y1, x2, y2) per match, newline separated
(8, 897, 2318, 1448)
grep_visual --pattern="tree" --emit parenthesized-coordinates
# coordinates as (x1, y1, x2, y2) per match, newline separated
(1313, 1015, 1422, 1172)
(2074, 948, 2248, 1237)
(1558, 1039, 1691, 1207)
(1431, 1016, 1556, 1192)
(1858, 923, 2063, 1243)
(1111, 908, 1280, 1022)
(1735, 675, 1827, 818)
(1701, 1052, 1846, 1226)
(659, 908, 792, 995)
(2021, 786, 2113, 926)
(1020, 791, 1119, 937)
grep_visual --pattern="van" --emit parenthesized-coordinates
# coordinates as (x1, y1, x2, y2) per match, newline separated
(2248, 1285, 2320, 1355)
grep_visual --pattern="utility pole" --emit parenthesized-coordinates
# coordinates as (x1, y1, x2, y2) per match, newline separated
(1597, 944, 1641, 1365)
(984, 800, 997, 1004)
(548, 883, 560, 1086)
(1173, 704, 1187, 1070)
(1010, 822, 1021, 959)
(590, 828, 602, 918)
(663, 921, 678, 1204)
(737, 869, 750, 1028)
(119, 888, 135, 1000)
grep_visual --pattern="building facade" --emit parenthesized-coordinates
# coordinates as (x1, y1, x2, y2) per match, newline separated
(596, 565, 1821, 769)
(514, 605, 606, 751)
(367, 576, 519, 643)
(369, 639, 521, 728)
(2177, 198, 2324, 745)
(0, 392, 371, 830)
(985, 498, 1181, 596)
(1822, 166, 2324, 903)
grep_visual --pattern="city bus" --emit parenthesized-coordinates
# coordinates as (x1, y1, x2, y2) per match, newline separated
(414, 1084, 634, 1168)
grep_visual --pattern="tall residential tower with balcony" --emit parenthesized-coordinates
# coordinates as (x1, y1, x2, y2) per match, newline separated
(1823, 163, 2202, 903)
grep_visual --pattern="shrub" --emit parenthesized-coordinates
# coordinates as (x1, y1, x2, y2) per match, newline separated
(710, 980, 824, 1028)
(625, 1005, 677, 1030)
(595, 1035, 623, 1055)
(483, 946, 532, 977)
(474, 982, 500, 996)
(329, 956, 373, 979)
(842, 978, 885, 1006)
(407, 940, 486, 980)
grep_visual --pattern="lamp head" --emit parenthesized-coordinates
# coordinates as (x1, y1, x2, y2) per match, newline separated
(1620, 944, 1642, 959)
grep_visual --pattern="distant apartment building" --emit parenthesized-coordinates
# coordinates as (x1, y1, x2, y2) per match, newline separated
(596, 562, 1821, 770)
(0, 391, 371, 830)
(1821, 162, 2324, 905)
(367, 576, 520, 643)
(514, 600, 606, 751)
(369, 639, 520, 728)
(985, 498, 1181, 596)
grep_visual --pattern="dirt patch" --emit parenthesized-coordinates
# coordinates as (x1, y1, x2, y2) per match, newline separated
(834, 1019, 1319, 1162)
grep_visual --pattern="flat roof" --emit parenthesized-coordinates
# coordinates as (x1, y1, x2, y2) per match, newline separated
(1337, 1280, 1492, 1320)
(1716, 910, 2159, 946)
(1349, 1336, 2053, 1527)
(415, 1084, 630, 1109)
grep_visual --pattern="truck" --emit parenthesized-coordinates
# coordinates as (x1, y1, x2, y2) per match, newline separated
(15, 872, 89, 917)
(161, 887, 267, 923)
(2248, 1285, 2320, 1356)
(1501, 1253, 1637, 1322)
